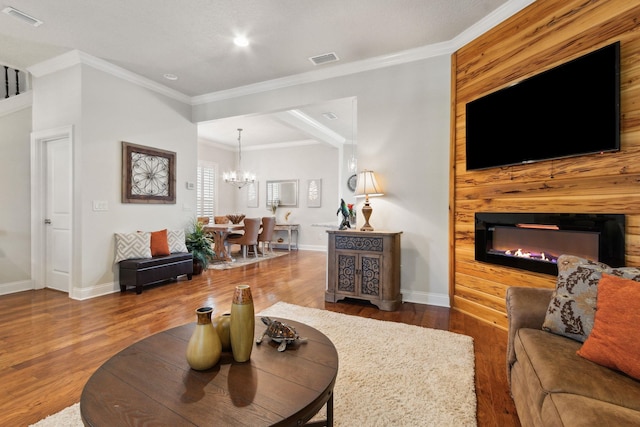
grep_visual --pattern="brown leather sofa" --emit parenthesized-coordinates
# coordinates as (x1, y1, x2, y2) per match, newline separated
(506, 286, 640, 426)
(119, 252, 193, 294)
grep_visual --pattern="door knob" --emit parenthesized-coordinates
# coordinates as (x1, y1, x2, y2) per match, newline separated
(44, 219, 51, 224)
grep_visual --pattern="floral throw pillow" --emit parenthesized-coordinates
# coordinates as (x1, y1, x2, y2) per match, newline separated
(542, 255, 640, 342)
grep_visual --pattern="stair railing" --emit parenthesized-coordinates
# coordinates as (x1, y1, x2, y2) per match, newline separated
(3, 65, 28, 99)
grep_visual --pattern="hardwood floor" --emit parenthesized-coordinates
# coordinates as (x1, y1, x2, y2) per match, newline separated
(0, 250, 520, 426)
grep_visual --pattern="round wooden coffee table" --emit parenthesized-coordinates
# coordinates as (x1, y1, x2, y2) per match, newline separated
(80, 317, 338, 426)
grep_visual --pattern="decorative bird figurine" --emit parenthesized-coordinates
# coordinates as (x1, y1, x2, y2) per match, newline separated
(337, 198, 351, 230)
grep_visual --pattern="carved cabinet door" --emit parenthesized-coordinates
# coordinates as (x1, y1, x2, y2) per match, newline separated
(335, 251, 382, 298)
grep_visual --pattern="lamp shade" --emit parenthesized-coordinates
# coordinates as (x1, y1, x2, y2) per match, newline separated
(354, 170, 383, 198)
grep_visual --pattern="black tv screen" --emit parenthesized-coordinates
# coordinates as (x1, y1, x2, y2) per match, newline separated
(465, 41, 620, 171)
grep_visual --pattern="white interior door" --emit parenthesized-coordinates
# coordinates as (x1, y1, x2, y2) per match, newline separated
(45, 137, 72, 292)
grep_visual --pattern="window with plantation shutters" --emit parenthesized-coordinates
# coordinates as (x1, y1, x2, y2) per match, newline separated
(196, 162, 217, 222)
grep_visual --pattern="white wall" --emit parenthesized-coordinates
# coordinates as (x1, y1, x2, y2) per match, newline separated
(193, 55, 452, 306)
(30, 63, 196, 298)
(0, 106, 32, 289)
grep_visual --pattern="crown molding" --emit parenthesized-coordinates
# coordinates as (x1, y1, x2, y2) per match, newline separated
(22, 0, 535, 108)
(27, 50, 191, 104)
(190, 41, 455, 105)
(451, 0, 536, 49)
(27, 50, 79, 77)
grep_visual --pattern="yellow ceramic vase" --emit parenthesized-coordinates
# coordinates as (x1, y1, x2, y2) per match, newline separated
(230, 285, 255, 362)
(186, 307, 222, 370)
(213, 313, 232, 352)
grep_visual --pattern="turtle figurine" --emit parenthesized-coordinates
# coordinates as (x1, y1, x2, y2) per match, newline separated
(256, 317, 307, 352)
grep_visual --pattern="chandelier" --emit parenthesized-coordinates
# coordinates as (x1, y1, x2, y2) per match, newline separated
(223, 128, 256, 189)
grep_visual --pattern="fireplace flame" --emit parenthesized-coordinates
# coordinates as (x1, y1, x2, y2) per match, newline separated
(502, 248, 556, 263)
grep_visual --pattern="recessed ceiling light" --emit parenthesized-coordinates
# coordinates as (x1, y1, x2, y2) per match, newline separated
(233, 36, 249, 47)
(163, 73, 178, 81)
(2, 6, 43, 27)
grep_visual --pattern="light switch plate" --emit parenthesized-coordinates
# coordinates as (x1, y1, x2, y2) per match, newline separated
(92, 200, 108, 211)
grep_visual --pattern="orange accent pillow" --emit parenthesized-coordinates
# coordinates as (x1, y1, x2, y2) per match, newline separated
(150, 229, 170, 256)
(577, 273, 640, 380)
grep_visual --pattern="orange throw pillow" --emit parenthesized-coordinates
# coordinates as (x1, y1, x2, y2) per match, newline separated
(150, 229, 170, 256)
(577, 273, 640, 380)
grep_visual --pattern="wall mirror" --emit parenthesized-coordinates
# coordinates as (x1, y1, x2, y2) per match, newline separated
(267, 180, 298, 207)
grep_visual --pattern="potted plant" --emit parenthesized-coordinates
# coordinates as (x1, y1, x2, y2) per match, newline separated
(185, 219, 215, 274)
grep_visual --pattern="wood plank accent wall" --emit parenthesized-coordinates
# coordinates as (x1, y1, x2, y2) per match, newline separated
(450, 0, 640, 330)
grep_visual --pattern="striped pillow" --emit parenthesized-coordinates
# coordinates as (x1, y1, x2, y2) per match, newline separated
(114, 232, 152, 263)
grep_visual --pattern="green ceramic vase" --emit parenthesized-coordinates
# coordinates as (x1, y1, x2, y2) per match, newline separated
(230, 285, 255, 362)
(213, 313, 232, 352)
(186, 306, 222, 370)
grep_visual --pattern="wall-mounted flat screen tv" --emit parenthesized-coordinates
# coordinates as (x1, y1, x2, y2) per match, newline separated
(465, 41, 620, 171)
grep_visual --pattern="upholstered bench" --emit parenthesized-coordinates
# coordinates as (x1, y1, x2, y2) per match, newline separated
(115, 229, 193, 294)
(119, 252, 193, 294)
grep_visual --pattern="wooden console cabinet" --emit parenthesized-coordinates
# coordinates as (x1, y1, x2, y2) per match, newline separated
(325, 230, 402, 311)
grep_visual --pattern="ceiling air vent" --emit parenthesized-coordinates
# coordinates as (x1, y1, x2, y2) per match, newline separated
(309, 52, 339, 66)
(2, 7, 43, 27)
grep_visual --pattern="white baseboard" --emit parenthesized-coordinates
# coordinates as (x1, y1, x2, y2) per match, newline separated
(0, 279, 119, 300)
(70, 282, 119, 300)
(297, 244, 326, 252)
(401, 290, 450, 308)
(0, 279, 34, 296)
(271, 244, 327, 252)
(2, 253, 447, 309)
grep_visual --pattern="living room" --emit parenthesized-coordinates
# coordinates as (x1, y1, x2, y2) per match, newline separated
(0, 5, 457, 304)
(2, 0, 640, 425)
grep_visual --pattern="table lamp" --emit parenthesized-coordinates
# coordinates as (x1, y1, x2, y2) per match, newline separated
(354, 169, 384, 231)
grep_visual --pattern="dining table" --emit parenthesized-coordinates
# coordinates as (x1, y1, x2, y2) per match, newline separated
(203, 223, 244, 261)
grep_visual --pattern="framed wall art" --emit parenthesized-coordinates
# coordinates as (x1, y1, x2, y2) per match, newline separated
(247, 181, 259, 208)
(122, 141, 176, 204)
(307, 178, 322, 208)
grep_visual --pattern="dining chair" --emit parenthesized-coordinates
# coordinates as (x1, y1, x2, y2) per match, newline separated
(214, 216, 229, 224)
(197, 216, 210, 225)
(225, 217, 260, 258)
(257, 217, 276, 256)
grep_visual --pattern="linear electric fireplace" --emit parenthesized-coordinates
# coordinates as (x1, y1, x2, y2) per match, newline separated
(475, 213, 625, 275)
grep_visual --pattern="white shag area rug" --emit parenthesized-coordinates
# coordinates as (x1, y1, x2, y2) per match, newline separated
(32, 302, 476, 427)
